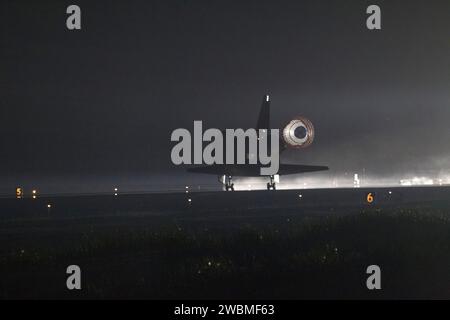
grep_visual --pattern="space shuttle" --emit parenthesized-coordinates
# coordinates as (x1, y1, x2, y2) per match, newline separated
(187, 95, 329, 190)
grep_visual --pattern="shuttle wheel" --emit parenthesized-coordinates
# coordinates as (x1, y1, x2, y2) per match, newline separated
(267, 175, 276, 190)
(224, 176, 235, 191)
(267, 183, 276, 190)
(226, 184, 235, 191)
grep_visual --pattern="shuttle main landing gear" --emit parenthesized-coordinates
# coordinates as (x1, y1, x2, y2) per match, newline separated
(219, 175, 235, 191)
(225, 175, 234, 191)
(267, 175, 276, 190)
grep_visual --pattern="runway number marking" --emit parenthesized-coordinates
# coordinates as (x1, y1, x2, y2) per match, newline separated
(366, 193, 374, 203)
(16, 187, 23, 199)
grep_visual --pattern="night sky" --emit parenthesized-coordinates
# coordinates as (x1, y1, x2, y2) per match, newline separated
(1, 0, 450, 192)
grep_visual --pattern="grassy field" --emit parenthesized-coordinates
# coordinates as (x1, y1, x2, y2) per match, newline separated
(1, 205, 450, 299)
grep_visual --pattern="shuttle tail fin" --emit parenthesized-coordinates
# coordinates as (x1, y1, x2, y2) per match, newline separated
(256, 94, 270, 130)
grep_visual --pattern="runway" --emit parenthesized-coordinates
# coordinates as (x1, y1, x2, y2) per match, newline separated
(1, 185, 449, 252)
(1, 186, 449, 299)
(1, 185, 449, 219)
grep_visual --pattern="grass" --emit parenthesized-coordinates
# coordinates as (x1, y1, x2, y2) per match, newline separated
(1, 206, 450, 299)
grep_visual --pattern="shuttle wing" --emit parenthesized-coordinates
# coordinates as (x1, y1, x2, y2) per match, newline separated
(187, 163, 328, 177)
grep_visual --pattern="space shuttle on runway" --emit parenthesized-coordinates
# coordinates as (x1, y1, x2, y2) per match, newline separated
(187, 95, 329, 190)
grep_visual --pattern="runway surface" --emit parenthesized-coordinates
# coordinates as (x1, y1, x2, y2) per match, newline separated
(2, 185, 449, 216)
(1, 186, 449, 244)
(1, 186, 449, 299)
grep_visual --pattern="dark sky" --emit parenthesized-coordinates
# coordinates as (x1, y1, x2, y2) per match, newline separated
(1, 0, 450, 190)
